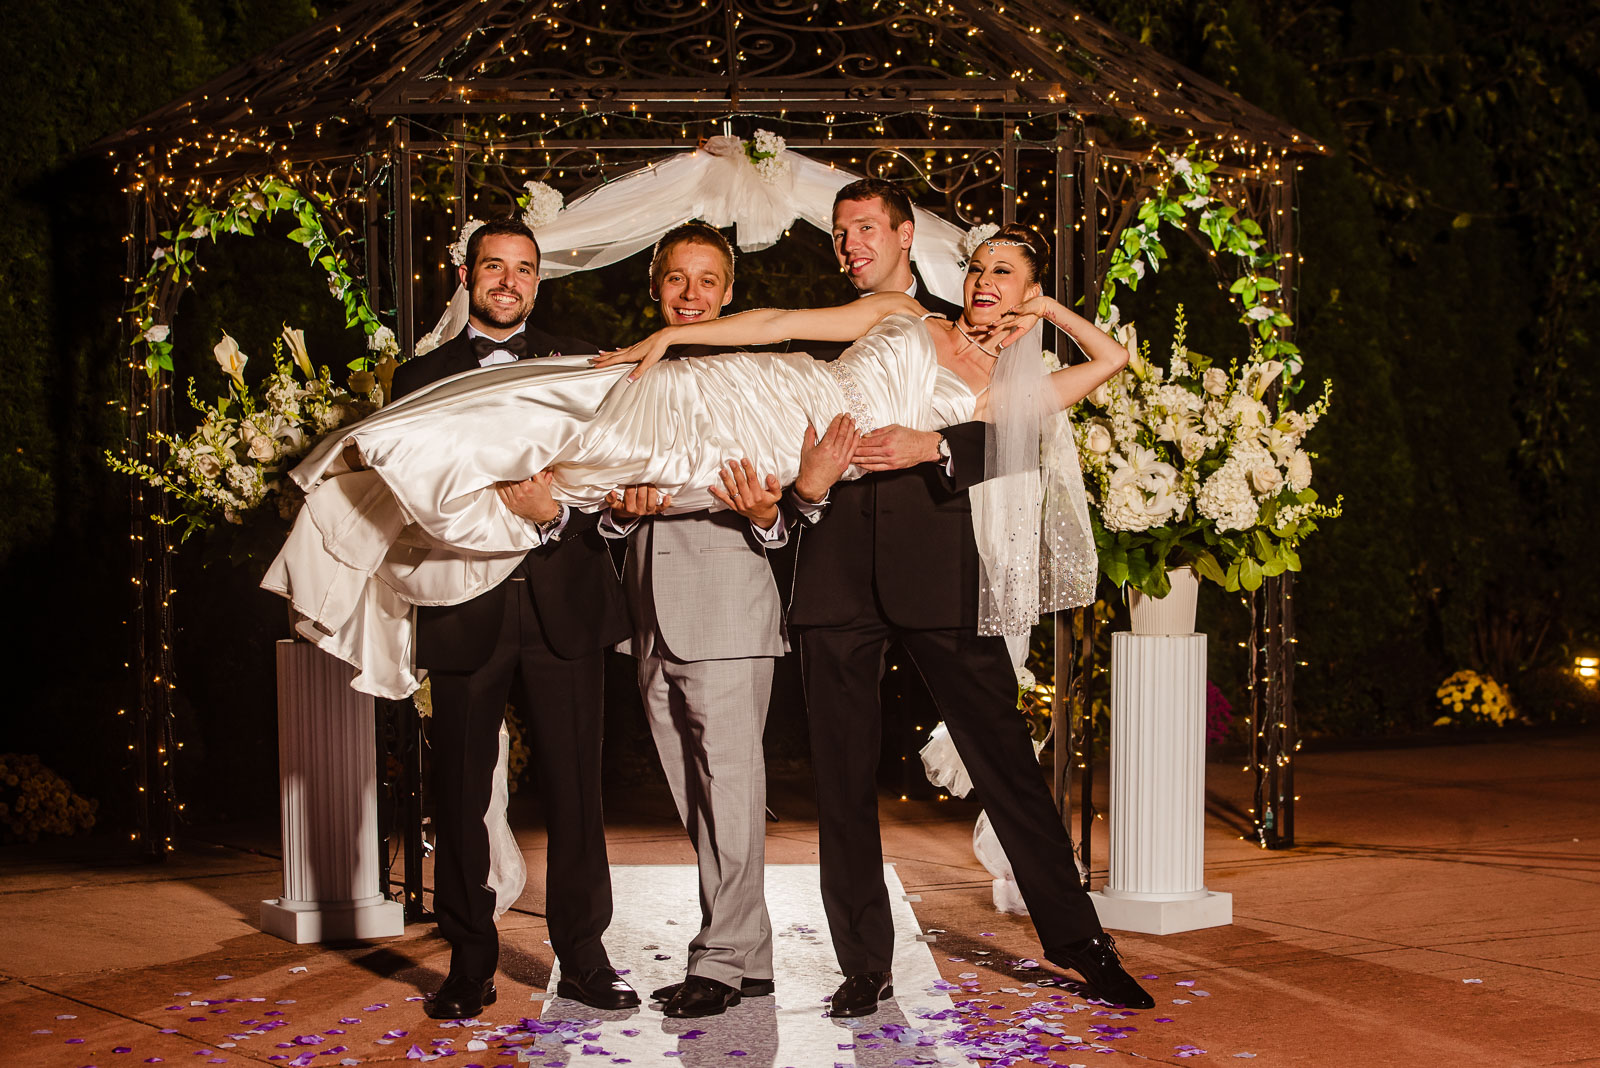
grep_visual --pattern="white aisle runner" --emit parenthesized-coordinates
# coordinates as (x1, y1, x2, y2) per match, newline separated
(528, 864, 969, 1067)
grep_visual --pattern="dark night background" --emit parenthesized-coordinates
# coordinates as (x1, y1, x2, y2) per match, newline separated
(1, 1, 1596, 835)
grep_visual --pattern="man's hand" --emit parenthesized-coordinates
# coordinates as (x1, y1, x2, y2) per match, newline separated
(708, 459, 782, 529)
(853, 424, 942, 472)
(605, 484, 673, 521)
(793, 413, 862, 502)
(496, 471, 561, 525)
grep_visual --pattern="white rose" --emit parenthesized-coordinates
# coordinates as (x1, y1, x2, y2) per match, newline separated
(1286, 450, 1313, 491)
(213, 332, 247, 384)
(366, 324, 397, 354)
(1085, 423, 1113, 454)
(1203, 368, 1228, 395)
(195, 452, 222, 479)
(1087, 381, 1115, 408)
(1179, 431, 1207, 462)
(247, 436, 275, 462)
(1249, 464, 1283, 495)
(142, 324, 170, 344)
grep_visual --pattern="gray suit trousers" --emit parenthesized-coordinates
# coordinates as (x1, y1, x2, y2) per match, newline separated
(640, 653, 776, 985)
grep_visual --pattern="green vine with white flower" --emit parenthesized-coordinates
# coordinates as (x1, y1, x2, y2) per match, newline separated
(130, 176, 396, 379)
(1098, 145, 1300, 377)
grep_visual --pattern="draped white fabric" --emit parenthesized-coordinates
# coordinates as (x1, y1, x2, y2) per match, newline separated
(419, 140, 970, 353)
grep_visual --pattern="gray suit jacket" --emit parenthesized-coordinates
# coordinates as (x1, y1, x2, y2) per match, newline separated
(623, 511, 786, 662)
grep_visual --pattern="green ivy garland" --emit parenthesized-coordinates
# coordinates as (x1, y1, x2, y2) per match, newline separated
(1097, 146, 1301, 376)
(129, 176, 394, 379)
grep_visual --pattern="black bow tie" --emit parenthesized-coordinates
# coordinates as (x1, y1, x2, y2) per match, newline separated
(471, 332, 530, 361)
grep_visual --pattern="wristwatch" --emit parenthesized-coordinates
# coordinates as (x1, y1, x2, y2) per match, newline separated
(935, 434, 952, 462)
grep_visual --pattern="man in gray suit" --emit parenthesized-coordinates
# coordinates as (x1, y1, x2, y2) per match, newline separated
(602, 222, 858, 1019)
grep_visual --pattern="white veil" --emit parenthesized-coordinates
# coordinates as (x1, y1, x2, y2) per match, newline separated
(969, 323, 1098, 662)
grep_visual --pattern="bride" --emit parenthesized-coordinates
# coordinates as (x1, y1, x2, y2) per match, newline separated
(262, 223, 1127, 697)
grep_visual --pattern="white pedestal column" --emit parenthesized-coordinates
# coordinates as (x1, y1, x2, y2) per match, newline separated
(1088, 632, 1232, 935)
(261, 640, 406, 943)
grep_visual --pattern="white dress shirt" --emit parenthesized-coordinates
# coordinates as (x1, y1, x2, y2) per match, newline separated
(467, 321, 571, 543)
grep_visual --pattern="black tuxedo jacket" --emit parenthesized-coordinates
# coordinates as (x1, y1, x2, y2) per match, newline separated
(390, 329, 629, 670)
(785, 282, 991, 631)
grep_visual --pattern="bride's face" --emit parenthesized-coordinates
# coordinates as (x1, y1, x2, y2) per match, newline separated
(654, 240, 734, 325)
(962, 242, 1040, 326)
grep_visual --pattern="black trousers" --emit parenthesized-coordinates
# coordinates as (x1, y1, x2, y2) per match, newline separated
(798, 606, 1103, 975)
(426, 579, 614, 980)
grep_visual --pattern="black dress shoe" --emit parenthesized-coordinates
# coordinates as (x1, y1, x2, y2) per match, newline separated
(827, 971, 893, 1017)
(652, 976, 775, 1001)
(662, 974, 742, 1018)
(1046, 934, 1156, 1008)
(425, 973, 496, 1020)
(556, 966, 641, 1010)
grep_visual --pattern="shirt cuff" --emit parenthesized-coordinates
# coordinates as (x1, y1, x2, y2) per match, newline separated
(789, 488, 830, 524)
(598, 508, 639, 539)
(534, 503, 571, 545)
(751, 510, 789, 546)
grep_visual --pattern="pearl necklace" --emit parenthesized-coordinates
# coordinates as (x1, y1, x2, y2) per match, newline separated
(955, 320, 1000, 359)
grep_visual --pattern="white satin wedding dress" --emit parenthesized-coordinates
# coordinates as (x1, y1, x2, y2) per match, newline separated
(262, 312, 975, 699)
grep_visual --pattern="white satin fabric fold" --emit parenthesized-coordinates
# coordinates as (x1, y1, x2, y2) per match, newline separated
(263, 314, 975, 698)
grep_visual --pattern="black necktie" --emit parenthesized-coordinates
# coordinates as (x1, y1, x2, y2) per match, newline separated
(471, 332, 529, 362)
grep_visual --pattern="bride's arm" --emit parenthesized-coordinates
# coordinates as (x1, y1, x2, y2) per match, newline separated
(983, 296, 1129, 411)
(593, 292, 921, 378)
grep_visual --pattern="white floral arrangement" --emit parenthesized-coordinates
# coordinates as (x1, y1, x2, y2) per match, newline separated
(744, 129, 790, 184)
(107, 326, 378, 536)
(520, 180, 564, 231)
(1077, 307, 1341, 595)
(448, 218, 486, 267)
(956, 222, 1000, 266)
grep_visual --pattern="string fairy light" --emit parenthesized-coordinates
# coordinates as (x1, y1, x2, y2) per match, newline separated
(103, 0, 1320, 862)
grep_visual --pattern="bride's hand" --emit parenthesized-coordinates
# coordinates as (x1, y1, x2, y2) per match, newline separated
(590, 329, 673, 380)
(979, 295, 1056, 350)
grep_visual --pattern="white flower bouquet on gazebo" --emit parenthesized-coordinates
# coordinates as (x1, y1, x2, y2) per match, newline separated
(1076, 307, 1341, 597)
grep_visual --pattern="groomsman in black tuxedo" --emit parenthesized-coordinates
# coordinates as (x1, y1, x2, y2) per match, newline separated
(788, 180, 1155, 1014)
(391, 217, 639, 1020)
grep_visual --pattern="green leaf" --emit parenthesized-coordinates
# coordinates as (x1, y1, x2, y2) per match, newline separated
(1239, 555, 1264, 591)
(1190, 549, 1227, 586)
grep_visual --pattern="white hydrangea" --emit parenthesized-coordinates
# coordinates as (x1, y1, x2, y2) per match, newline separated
(520, 181, 564, 231)
(1197, 441, 1272, 532)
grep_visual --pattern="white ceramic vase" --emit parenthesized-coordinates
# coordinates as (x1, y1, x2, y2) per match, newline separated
(1128, 566, 1200, 636)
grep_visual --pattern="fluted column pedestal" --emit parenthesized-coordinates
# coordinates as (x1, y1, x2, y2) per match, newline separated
(1088, 632, 1232, 935)
(261, 640, 406, 943)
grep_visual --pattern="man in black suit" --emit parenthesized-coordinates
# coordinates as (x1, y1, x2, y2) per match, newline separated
(789, 180, 1154, 1015)
(391, 217, 639, 1020)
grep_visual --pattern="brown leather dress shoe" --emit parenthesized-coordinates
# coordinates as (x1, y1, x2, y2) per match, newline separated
(556, 966, 641, 1010)
(827, 971, 893, 1017)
